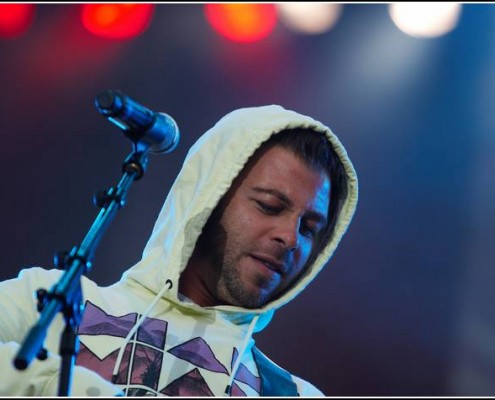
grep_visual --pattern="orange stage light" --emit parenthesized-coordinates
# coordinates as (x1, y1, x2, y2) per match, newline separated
(81, 4, 154, 40)
(204, 4, 277, 43)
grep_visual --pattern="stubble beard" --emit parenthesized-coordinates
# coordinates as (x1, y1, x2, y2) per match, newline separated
(197, 198, 278, 309)
(213, 240, 270, 309)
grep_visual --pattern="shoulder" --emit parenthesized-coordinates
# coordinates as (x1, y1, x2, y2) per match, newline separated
(291, 374, 325, 396)
(1, 266, 62, 288)
(2, 266, 100, 293)
(252, 346, 325, 396)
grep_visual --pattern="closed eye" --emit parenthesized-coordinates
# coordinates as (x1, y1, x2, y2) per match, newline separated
(256, 201, 282, 215)
(300, 221, 318, 238)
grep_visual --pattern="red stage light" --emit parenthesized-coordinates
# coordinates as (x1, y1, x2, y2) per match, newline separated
(0, 4, 35, 38)
(204, 4, 277, 43)
(81, 4, 154, 40)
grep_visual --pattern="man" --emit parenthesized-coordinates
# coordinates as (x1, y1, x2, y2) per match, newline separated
(0, 104, 358, 396)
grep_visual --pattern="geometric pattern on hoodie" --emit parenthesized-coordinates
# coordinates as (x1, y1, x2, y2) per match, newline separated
(76, 301, 261, 396)
(231, 347, 261, 391)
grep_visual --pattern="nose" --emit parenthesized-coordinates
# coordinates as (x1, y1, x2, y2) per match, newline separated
(272, 217, 300, 251)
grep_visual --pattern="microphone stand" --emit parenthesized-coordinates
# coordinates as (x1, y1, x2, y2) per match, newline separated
(13, 146, 149, 396)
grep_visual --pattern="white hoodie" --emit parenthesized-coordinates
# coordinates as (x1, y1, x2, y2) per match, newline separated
(0, 104, 358, 396)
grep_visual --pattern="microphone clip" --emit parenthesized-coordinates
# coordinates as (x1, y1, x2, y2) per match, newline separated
(94, 89, 180, 154)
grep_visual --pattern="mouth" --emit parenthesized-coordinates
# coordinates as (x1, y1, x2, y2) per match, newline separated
(251, 254, 285, 275)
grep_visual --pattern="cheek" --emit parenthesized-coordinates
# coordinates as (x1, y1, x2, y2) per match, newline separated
(224, 200, 258, 230)
(220, 202, 255, 244)
(293, 239, 314, 271)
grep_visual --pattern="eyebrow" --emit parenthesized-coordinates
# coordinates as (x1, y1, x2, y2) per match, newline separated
(250, 186, 328, 226)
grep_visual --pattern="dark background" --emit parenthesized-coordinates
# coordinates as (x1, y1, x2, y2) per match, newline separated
(1, 3, 495, 396)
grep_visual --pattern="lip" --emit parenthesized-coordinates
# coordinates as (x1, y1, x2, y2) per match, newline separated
(251, 254, 285, 275)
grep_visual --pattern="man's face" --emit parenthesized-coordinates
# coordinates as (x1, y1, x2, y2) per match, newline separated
(196, 145, 331, 309)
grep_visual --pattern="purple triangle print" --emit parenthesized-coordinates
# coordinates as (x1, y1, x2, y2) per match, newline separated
(78, 301, 167, 349)
(230, 382, 247, 396)
(78, 301, 137, 338)
(231, 347, 261, 392)
(160, 367, 214, 396)
(168, 337, 229, 374)
(137, 317, 168, 349)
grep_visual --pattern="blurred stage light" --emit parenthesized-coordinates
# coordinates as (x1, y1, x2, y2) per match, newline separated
(81, 4, 154, 40)
(0, 4, 35, 38)
(277, 3, 343, 35)
(204, 3, 277, 43)
(388, 3, 462, 38)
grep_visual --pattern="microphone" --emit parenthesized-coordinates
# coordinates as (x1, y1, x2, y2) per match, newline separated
(94, 89, 180, 154)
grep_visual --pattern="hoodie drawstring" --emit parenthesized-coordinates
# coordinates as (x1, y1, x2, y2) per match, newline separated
(109, 279, 259, 397)
(111, 280, 173, 385)
(224, 314, 259, 396)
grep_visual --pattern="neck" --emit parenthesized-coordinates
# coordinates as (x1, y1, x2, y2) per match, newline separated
(179, 251, 220, 307)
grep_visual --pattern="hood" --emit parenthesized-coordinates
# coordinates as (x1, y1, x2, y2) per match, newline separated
(120, 104, 358, 330)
